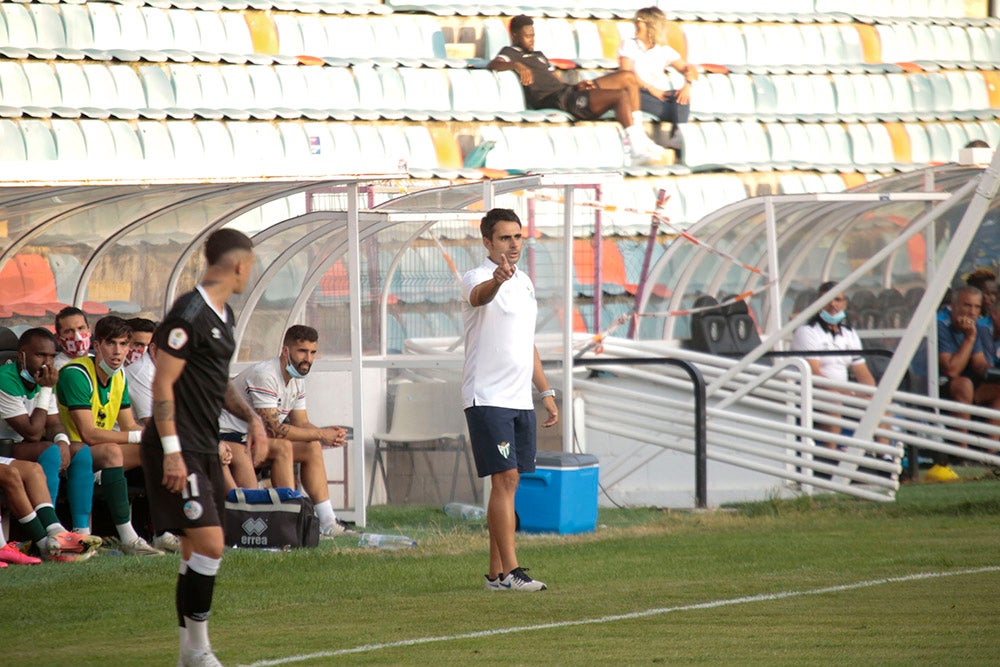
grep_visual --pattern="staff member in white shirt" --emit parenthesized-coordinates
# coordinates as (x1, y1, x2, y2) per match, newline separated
(462, 208, 558, 592)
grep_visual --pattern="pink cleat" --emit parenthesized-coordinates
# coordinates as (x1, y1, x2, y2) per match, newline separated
(0, 542, 41, 566)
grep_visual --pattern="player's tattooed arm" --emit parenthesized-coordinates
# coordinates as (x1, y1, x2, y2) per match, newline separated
(255, 407, 289, 439)
(153, 399, 175, 424)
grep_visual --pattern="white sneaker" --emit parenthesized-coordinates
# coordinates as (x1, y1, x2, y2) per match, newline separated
(319, 520, 357, 538)
(153, 532, 181, 553)
(501, 567, 547, 591)
(121, 536, 165, 556)
(180, 646, 223, 667)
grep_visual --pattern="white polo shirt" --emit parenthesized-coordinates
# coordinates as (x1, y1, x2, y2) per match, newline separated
(218, 357, 306, 433)
(791, 320, 865, 384)
(461, 256, 537, 411)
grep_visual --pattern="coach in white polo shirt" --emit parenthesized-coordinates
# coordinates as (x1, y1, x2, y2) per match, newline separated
(462, 208, 558, 593)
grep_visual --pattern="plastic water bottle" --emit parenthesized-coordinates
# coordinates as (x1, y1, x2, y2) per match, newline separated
(358, 533, 417, 550)
(443, 502, 487, 521)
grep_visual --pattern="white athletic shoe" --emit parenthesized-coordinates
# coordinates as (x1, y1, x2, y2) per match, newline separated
(121, 536, 165, 556)
(502, 567, 547, 591)
(180, 646, 224, 667)
(319, 520, 357, 538)
(153, 532, 181, 553)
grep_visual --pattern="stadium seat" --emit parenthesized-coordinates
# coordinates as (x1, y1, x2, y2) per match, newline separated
(50, 119, 87, 160)
(19, 120, 56, 161)
(217, 12, 254, 55)
(0, 121, 25, 162)
(321, 67, 370, 120)
(137, 120, 174, 159)
(273, 14, 305, 56)
(688, 295, 736, 355)
(399, 68, 453, 121)
(482, 18, 510, 61)
(78, 119, 117, 160)
(1, 4, 35, 49)
(166, 120, 205, 161)
(195, 120, 235, 159)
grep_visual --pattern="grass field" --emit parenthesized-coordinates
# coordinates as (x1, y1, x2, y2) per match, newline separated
(3, 471, 1000, 666)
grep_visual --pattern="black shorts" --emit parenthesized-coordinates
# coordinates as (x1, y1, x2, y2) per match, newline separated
(464, 406, 537, 477)
(537, 87, 598, 121)
(141, 442, 226, 535)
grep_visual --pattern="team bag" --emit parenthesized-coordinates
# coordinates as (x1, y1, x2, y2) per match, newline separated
(224, 487, 320, 549)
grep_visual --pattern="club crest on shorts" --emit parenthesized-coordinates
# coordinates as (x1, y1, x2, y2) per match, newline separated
(183, 500, 203, 521)
(497, 441, 511, 458)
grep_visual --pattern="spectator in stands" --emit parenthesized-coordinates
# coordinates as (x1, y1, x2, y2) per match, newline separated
(1, 328, 95, 537)
(618, 6, 698, 152)
(791, 282, 880, 447)
(218, 325, 353, 537)
(53, 306, 91, 371)
(488, 14, 666, 165)
(937, 285, 1000, 457)
(56, 315, 165, 555)
(0, 456, 101, 563)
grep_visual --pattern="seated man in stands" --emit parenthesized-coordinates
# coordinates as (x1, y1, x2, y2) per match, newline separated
(791, 282, 879, 447)
(488, 14, 666, 165)
(965, 267, 997, 329)
(218, 325, 352, 537)
(53, 306, 92, 371)
(56, 315, 165, 555)
(0, 456, 101, 563)
(938, 285, 1000, 453)
(0, 328, 96, 538)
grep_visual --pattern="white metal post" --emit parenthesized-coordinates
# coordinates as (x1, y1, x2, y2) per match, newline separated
(562, 184, 575, 453)
(347, 183, 367, 527)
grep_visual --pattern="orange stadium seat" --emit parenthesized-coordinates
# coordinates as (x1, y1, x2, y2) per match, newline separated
(855, 24, 881, 65)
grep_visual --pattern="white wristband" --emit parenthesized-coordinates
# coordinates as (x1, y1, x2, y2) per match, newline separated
(128, 430, 143, 444)
(538, 389, 556, 399)
(161, 434, 181, 455)
(53, 433, 70, 445)
(37, 386, 52, 406)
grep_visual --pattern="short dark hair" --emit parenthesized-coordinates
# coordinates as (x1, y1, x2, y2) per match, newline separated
(509, 14, 533, 35)
(965, 267, 996, 291)
(204, 228, 254, 266)
(54, 306, 87, 333)
(18, 327, 56, 351)
(283, 325, 318, 347)
(817, 281, 839, 296)
(480, 208, 522, 239)
(93, 315, 132, 343)
(126, 317, 157, 334)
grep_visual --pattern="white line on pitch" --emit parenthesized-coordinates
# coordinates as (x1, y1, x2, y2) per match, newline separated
(240, 565, 1000, 667)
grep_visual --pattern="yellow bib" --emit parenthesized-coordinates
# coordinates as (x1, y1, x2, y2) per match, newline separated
(58, 357, 126, 442)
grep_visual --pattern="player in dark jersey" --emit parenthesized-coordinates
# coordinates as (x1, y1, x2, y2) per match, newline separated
(141, 228, 267, 667)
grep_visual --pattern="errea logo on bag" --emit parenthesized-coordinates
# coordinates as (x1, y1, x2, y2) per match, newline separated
(241, 517, 268, 546)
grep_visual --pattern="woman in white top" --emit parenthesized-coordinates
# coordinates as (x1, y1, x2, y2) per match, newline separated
(617, 6, 698, 150)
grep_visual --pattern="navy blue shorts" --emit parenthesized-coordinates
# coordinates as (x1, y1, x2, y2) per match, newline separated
(464, 405, 536, 477)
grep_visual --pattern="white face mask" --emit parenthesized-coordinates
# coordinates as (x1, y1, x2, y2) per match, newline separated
(285, 361, 306, 379)
(98, 358, 123, 378)
(819, 309, 847, 326)
(60, 331, 91, 358)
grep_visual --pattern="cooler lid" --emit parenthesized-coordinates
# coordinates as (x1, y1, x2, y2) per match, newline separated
(534, 451, 599, 469)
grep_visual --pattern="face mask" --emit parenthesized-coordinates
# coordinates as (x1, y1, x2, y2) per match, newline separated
(60, 331, 91, 358)
(125, 348, 144, 366)
(285, 362, 306, 379)
(819, 309, 847, 326)
(19, 364, 36, 384)
(98, 358, 123, 378)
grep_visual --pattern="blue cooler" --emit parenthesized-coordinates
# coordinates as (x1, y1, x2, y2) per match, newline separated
(515, 451, 599, 534)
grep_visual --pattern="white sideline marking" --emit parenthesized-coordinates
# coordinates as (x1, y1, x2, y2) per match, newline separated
(241, 566, 999, 666)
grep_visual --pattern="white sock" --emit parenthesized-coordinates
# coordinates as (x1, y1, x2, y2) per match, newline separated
(74, 526, 91, 535)
(315, 499, 337, 529)
(46, 522, 68, 537)
(116, 522, 140, 544)
(185, 617, 209, 651)
(630, 110, 645, 128)
(179, 626, 188, 654)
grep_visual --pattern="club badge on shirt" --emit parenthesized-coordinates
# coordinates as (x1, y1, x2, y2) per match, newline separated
(167, 328, 188, 351)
